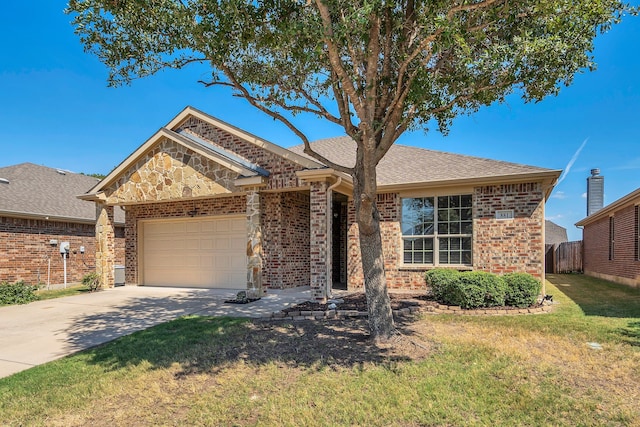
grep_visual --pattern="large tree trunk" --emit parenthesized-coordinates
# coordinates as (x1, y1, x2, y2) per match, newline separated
(353, 142, 395, 342)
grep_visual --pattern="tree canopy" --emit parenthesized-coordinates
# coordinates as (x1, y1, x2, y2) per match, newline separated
(69, 0, 631, 167)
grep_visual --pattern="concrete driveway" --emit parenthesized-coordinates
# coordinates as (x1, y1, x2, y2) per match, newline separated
(0, 285, 311, 379)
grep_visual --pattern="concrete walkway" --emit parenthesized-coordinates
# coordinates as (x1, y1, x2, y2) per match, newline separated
(0, 285, 312, 379)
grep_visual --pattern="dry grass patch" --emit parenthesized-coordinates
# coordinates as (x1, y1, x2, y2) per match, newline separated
(1, 274, 639, 426)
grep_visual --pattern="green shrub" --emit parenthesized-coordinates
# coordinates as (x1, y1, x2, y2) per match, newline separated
(425, 269, 507, 309)
(0, 281, 39, 306)
(81, 272, 101, 292)
(457, 271, 506, 308)
(425, 269, 460, 300)
(503, 273, 542, 307)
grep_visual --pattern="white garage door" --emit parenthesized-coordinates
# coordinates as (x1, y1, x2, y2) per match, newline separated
(142, 216, 246, 289)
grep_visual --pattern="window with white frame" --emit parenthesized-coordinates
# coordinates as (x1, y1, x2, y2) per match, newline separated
(402, 195, 473, 265)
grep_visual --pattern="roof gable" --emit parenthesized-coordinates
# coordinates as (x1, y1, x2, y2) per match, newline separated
(0, 163, 124, 223)
(167, 106, 322, 169)
(84, 127, 268, 199)
(89, 131, 259, 204)
(86, 106, 322, 199)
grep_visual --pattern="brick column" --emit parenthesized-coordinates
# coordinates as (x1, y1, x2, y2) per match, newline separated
(246, 188, 264, 297)
(96, 202, 115, 288)
(310, 181, 330, 301)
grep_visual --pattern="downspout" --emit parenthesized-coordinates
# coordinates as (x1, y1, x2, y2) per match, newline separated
(326, 177, 342, 300)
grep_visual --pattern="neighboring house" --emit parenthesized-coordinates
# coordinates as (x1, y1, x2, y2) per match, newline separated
(545, 220, 568, 246)
(576, 188, 640, 288)
(0, 163, 125, 286)
(80, 106, 561, 301)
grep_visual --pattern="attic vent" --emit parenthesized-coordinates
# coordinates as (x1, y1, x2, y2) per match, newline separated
(56, 170, 66, 175)
(0, 178, 9, 184)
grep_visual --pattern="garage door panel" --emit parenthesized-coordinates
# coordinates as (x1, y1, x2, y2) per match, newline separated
(146, 255, 186, 268)
(186, 240, 201, 250)
(230, 257, 246, 269)
(143, 216, 246, 289)
(200, 220, 216, 233)
(185, 222, 201, 233)
(231, 239, 246, 251)
(214, 237, 231, 250)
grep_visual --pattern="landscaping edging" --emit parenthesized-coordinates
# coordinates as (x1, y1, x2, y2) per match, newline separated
(263, 301, 553, 321)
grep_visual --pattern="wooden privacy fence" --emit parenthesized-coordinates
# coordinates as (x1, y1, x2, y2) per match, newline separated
(545, 241, 583, 274)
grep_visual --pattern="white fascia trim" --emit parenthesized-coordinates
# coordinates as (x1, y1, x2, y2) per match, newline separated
(235, 176, 269, 188)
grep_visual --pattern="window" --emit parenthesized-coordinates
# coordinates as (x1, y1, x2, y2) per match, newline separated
(635, 206, 639, 261)
(402, 195, 472, 265)
(609, 216, 615, 261)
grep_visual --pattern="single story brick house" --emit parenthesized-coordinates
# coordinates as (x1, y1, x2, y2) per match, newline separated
(0, 163, 125, 286)
(576, 187, 640, 288)
(80, 106, 561, 300)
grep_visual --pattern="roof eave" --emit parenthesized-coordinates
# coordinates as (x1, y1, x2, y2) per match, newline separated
(575, 187, 640, 227)
(378, 170, 562, 198)
(0, 209, 125, 226)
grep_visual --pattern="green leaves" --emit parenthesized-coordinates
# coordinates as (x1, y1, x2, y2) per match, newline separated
(67, 0, 633, 147)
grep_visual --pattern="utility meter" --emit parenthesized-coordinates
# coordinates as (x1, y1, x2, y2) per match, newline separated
(60, 242, 70, 258)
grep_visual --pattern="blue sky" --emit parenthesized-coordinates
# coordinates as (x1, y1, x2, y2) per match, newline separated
(1, 2, 638, 241)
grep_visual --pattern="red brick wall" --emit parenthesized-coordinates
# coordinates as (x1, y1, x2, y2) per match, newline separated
(474, 183, 545, 279)
(347, 193, 427, 290)
(124, 197, 246, 284)
(583, 204, 640, 286)
(310, 182, 329, 299)
(179, 118, 305, 190)
(123, 193, 311, 288)
(262, 192, 310, 288)
(0, 216, 125, 286)
(346, 183, 546, 290)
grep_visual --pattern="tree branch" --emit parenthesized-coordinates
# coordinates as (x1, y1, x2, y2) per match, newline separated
(219, 63, 353, 175)
(314, 0, 367, 120)
(364, 10, 381, 132)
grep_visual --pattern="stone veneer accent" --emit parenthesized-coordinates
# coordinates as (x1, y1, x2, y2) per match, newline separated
(347, 182, 547, 290)
(178, 118, 305, 190)
(96, 203, 116, 288)
(96, 117, 316, 290)
(246, 188, 264, 296)
(103, 137, 240, 204)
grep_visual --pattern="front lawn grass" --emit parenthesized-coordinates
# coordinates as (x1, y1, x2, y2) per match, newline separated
(0, 274, 638, 426)
(35, 284, 88, 301)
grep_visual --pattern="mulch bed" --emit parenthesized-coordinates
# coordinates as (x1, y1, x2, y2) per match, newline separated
(282, 292, 438, 315)
(280, 292, 547, 316)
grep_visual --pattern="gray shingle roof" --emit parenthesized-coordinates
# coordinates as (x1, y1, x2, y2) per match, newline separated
(289, 136, 559, 186)
(0, 163, 124, 224)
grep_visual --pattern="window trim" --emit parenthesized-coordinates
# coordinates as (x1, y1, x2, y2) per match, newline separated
(401, 195, 473, 267)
